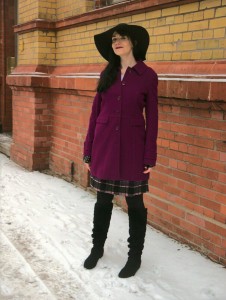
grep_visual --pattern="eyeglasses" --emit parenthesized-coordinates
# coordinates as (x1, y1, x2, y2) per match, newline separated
(112, 36, 128, 44)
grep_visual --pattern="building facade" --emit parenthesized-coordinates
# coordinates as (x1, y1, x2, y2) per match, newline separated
(5, 0, 226, 264)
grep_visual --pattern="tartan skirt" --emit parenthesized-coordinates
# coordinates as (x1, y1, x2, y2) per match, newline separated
(90, 175, 149, 196)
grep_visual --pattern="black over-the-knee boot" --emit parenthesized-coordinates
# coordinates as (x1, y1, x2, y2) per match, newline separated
(118, 207, 147, 278)
(84, 201, 113, 269)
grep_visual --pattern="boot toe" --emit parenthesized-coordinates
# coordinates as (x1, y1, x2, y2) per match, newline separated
(84, 249, 104, 269)
(118, 259, 141, 278)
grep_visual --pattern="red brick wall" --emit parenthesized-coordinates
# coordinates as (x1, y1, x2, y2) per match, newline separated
(146, 101, 226, 263)
(10, 86, 52, 170)
(50, 89, 91, 186)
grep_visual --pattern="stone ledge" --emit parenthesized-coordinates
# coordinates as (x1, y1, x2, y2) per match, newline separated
(7, 61, 226, 102)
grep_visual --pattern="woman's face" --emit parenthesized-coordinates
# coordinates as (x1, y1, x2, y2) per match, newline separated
(111, 32, 134, 58)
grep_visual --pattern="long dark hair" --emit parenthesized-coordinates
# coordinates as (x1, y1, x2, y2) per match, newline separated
(97, 28, 141, 93)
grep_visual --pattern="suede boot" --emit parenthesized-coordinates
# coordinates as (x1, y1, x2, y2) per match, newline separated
(84, 201, 113, 269)
(118, 208, 147, 278)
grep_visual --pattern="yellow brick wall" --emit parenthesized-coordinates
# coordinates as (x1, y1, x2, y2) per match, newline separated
(57, 0, 94, 19)
(17, 0, 94, 65)
(38, 0, 57, 20)
(18, 0, 39, 23)
(17, 0, 226, 65)
(18, 31, 56, 65)
(56, 0, 226, 65)
(146, 0, 226, 61)
(18, 0, 56, 23)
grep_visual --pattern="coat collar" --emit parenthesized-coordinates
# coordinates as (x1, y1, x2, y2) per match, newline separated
(131, 60, 148, 75)
(117, 61, 147, 78)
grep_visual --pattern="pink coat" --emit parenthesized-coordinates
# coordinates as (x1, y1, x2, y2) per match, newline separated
(84, 61, 158, 181)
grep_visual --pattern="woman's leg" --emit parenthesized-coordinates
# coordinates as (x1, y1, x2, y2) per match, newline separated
(84, 192, 114, 269)
(96, 191, 114, 205)
(125, 194, 145, 210)
(118, 194, 147, 278)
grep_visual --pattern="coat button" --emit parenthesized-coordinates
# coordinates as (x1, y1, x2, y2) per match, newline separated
(117, 96, 121, 100)
(122, 82, 126, 86)
(115, 126, 119, 131)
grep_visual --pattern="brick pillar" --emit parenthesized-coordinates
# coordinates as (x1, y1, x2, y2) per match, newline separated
(8, 73, 52, 170)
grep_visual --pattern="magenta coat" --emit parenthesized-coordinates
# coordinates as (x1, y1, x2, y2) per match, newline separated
(84, 61, 158, 181)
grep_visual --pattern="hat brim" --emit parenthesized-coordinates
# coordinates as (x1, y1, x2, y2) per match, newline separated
(94, 23, 149, 62)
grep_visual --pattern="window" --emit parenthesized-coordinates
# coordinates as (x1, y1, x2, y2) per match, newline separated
(95, 0, 133, 9)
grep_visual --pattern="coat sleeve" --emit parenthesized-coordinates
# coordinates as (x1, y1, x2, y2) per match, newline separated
(144, 71, 158, 166)
(83, 92, 102, 157)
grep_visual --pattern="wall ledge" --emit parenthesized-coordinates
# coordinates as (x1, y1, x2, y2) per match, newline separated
(7, 61, 226, 102)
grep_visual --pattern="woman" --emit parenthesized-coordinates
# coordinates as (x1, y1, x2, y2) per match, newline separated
(83, 23, 158, 278)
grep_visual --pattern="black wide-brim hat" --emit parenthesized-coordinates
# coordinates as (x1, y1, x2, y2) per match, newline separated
(94, 23, 150, 61)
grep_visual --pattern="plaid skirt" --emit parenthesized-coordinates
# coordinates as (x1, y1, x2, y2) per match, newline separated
(90, 175, 149, 196)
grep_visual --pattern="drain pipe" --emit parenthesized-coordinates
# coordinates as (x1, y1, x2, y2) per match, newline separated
(0, 0, 6, 132)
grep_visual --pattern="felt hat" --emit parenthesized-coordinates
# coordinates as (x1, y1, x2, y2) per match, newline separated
(94, 23, 149, 61)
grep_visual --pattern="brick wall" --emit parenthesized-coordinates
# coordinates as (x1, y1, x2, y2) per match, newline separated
(16, 0, 226, 65)
(18, 31, 56, 65)
(10, 87, 52, 169)
(57, 0, 94, 19)
(146, 99, 226, 262)
(38, 0, 57, 20)
(55, 0, 225, 65)
(50, 86, 93, 186)
(18, 0, 56, 23)
(18, 0, 39, 24)
(18, 0, 94, 24)
(7, 0, 226, 264)
(15, 0, 226, 66)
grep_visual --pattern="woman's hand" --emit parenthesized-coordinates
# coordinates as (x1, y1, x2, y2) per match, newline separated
(83, 156, 91, 171)
(85, 163, 91, 171)
(143, 165, 153, 174)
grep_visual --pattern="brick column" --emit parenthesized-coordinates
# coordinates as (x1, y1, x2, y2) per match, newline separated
(8, 73, 52, 170)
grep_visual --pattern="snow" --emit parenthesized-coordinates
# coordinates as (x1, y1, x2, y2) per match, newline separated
(0, 152, 226, 300)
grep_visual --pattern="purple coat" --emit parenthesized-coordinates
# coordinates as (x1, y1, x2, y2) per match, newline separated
(84, 61, 158, 181)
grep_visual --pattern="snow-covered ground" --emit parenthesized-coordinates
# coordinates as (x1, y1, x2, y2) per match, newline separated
(0, 153, 226, 300)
